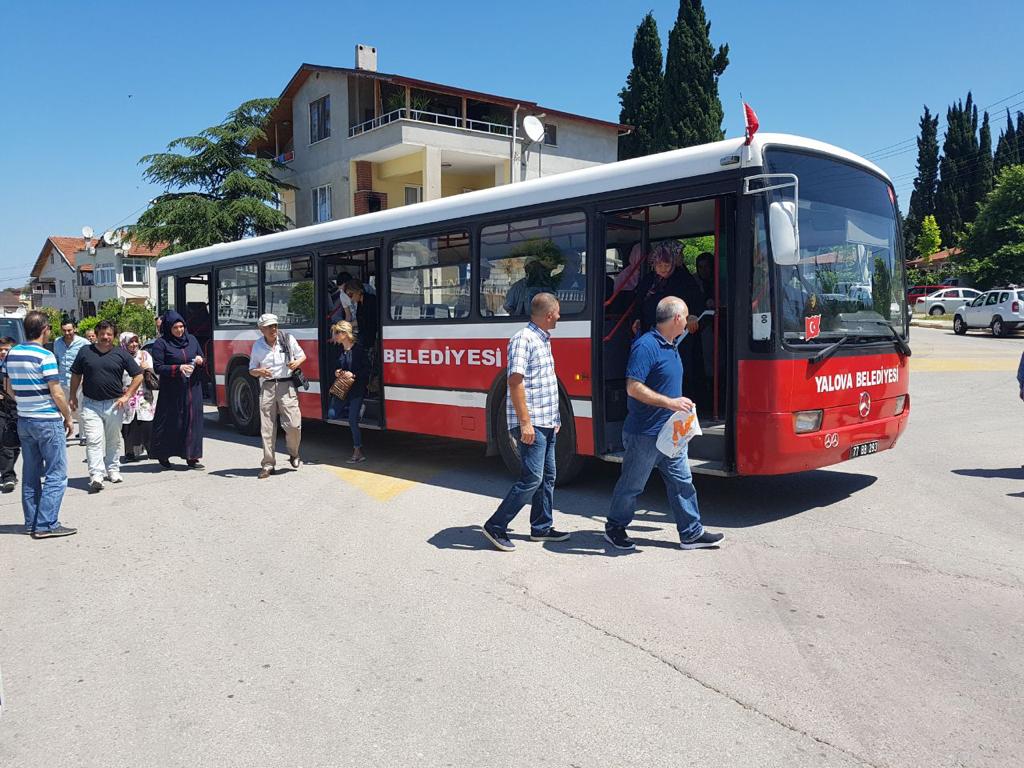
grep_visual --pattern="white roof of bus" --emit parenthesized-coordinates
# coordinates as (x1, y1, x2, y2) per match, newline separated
(158, 133, 890, 273)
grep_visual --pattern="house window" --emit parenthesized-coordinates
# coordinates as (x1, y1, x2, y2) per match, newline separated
(216, 263, 259, 326)
(390, 231, 471, 320)
(543, 123, 557, 146)
(312, 185, 332, 223)
(263, 255, 314, 326)
(122, 258, 148, 285)
(309, 95, 331, 144)
(95, 264, 117, 286)
(404, 186, 423, 206)
(59, 280, 66, 297)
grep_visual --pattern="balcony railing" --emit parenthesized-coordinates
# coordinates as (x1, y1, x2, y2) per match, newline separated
(349, 108, 513, 139)
(77, 285, 92, 300)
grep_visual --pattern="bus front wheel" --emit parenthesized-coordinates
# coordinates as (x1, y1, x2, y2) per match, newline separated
(228, 368, 261, 436)
(494, 390, 584, 486)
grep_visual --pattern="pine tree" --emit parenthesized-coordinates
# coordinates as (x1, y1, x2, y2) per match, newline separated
(993, 109, 1019, 174)
(935, 93, 981, 245)
(915, 214, 942, 259)
(903, 105, 940, 255)
(659, 0, 730, 150)
(972, 110, 994, 206)
(618, 12, 664, 160)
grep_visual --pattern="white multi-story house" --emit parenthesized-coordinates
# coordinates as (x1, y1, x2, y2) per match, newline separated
(74, 234, 165, 318)
(30, 235, 95, 319)
(250, 46, 628, 227)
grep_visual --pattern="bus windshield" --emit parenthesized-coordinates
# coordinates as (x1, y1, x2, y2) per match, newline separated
(764, 150, 906, 343)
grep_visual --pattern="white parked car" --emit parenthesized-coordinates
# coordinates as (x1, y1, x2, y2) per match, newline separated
(915, 287, 981, 316)
(953, 288, 1024, 336)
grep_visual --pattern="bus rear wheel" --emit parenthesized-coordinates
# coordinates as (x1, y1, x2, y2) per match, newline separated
(228, 368, 261, 436)
(494, 389, 584, 486)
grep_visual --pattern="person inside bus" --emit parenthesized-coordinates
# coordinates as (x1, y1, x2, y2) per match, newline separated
(691, 252, 718, 410)
(630, 242, 700, 336)
(327, 321, 369, 463)
(344, 279, 378, 351)
(504, 253, 559, 317)
(555, 249, 587, 297)
(327, 272, 354, 325)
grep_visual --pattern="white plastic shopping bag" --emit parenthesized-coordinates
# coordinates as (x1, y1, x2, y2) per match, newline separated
(655, 407, 702, 458)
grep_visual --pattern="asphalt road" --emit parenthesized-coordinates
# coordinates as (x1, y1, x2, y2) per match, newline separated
(1, 326, 1022, 768)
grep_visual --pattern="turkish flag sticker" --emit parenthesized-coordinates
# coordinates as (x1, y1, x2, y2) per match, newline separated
(805, 314, 822, 341)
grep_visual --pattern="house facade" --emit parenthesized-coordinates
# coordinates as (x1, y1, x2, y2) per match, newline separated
(74, 235, 164, 318)
(251, 49, 627, 228)
(30, 236, 95, 319)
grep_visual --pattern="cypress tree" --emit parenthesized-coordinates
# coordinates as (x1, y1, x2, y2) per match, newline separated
(1017, 112, 1024, 161)
(618, 12, 664, 160)
(935, 93, 981, 244)
(659, 0, 730, 150)
(903, 105, 940, 255)
(972, 110, 994, 205)
(993, 109, 1019, 174)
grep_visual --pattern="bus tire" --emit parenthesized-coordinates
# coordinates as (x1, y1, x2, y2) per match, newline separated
(228, 368, 261, 436)
(217, 406, 233, 426)
(493, 389, 584, 487)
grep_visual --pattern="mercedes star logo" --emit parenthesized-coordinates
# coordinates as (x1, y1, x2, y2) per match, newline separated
(859, 391, 871, 418)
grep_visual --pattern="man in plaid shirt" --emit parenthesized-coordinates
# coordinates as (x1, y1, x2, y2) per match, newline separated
(482, 293, 571, 551)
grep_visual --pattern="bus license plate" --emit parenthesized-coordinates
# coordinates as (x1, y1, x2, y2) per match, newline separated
(850, 441, 878, 458)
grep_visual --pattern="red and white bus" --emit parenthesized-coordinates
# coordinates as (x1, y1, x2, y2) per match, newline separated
(156, 132, 910, 483)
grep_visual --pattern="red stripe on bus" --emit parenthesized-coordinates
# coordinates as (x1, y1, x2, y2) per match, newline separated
(385, 400, 487, 443)
(574, 416, 594, 456)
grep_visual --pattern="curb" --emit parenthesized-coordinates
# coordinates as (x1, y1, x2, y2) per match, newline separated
(910, 320, 953, 330)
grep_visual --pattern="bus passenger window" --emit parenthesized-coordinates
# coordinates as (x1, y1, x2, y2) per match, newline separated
(216, 263, 259, 326)
(480, 211, 587, 317)
(390, 232, 471, 321)
(264, 255, 314, 326)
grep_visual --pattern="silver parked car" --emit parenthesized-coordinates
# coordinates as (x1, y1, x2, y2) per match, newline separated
(953, 288, 1024, 336)
(915, 287, 981, 316)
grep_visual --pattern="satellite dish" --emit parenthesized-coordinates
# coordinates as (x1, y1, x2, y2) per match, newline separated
(81, 226, 94, 240)
(522, 115, 545, 143)
(121, 241, 132, 253)
(104, 230, 120, 246)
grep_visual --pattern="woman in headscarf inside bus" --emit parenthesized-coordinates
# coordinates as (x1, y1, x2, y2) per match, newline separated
(150, 311, 206, 470)
(631, 241, 701, 335)
(119, 331, 157, 462)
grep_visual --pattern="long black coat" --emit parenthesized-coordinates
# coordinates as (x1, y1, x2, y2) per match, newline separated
(150, 334, 205, 460)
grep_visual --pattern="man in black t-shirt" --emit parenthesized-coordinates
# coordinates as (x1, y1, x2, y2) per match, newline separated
(69, 321, 143, 492)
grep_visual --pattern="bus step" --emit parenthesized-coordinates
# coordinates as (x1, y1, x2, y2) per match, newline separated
(599, 452, 733, 477)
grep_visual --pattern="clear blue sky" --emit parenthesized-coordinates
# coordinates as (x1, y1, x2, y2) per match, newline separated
(2, 0, 1022, 289)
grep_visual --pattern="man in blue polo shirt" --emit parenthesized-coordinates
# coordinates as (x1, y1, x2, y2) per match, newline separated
(2, 311, 77, 538)
(604, 296, 723, 551)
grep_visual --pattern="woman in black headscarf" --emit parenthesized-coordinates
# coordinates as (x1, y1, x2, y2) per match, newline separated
(150, 311, 206, 469)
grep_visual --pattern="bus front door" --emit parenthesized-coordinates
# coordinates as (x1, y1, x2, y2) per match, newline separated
(597, 196, 733, 473)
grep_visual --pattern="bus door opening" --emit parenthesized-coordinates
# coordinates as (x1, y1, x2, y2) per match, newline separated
(178, 273, 213, 401)
(322, 248, 382, 428)
(599, 197, 731, 465)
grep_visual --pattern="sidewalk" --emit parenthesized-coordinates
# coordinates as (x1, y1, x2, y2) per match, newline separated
(910, 317, 952, 330)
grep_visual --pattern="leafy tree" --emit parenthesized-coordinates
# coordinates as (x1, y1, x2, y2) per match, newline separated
(288, 281, 315, 324)
(618, 12, 664, 160)
(871, 258, 893, 319)
(131, 99, 293, 256)
(95, 299, 158, 340)
(904, 106, 940, 254)
(958, 165, 1024, 288)
(679, 235, 715, 273)
(916, 214, 942, 258)
(993, 109, 1020, 174)
(77, 316, 99, 335)
(659, 0, 729, 150)
(38, 306, 63, 337)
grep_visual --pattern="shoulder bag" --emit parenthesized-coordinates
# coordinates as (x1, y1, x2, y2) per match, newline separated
(279, 332, 310, 390)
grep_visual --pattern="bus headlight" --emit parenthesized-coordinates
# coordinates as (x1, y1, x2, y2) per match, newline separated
(794, 410, 823, 434)
(894, 394, 907, 415)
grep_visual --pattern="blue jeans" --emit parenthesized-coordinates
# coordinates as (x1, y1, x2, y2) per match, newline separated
(607, 431, 703, 542)
(17, 418, 68, 533)
(328, 395, 364, 448)
(486, 426, 556, 534)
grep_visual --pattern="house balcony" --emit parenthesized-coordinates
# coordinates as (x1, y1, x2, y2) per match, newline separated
(77, 285, 92, 300)
(349, 108, 513, 139)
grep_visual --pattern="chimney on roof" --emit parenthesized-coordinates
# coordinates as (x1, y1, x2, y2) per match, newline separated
(355, 44, 377, 72)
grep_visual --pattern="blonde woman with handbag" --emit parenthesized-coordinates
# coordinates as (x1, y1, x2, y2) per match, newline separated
(327, 321, 369, 463)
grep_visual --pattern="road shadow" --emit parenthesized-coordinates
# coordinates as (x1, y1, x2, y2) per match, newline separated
(0, 523, 27, 536)
(952, 467, 1024, 480)
(208, 467, 267, 479)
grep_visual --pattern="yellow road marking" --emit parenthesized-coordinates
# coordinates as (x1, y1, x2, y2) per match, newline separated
(911, 357, 1019, 372)
(326, 466, 419, 502)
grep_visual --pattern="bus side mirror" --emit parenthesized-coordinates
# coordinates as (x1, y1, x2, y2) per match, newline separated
(769, 201, 801, 266)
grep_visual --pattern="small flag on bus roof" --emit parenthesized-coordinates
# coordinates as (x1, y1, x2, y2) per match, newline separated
(744, 102, 760, 145)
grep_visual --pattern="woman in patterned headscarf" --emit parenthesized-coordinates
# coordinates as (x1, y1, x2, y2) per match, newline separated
(119, 331, 156, 462)
(631, 241, 701, 335)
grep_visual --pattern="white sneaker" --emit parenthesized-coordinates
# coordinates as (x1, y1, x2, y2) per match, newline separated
(108, 473, 123, 484)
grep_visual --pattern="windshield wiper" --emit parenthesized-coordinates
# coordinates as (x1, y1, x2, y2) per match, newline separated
(809, 335, 851, 365)
(869, 321, 912, 358)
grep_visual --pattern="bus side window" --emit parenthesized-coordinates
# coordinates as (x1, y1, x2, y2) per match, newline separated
(390, 232, 471, 321)
(751, 204, 772, 343)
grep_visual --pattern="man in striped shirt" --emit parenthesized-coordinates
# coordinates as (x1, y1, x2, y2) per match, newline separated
(2, 311, 76, 538)
(482, 292, 570, 551)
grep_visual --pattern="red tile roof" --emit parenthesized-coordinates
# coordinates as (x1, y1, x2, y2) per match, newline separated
(31, 235, 96, 278)
(907, 247, 961, 267)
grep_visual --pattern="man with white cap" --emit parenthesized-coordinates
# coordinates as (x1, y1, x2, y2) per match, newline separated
(249, 313, 305, 479)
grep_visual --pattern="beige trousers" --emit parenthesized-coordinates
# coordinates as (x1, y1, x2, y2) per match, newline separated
(260, 380, 302, 469)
